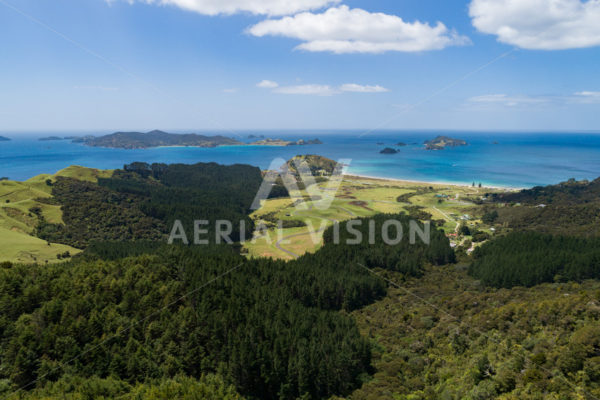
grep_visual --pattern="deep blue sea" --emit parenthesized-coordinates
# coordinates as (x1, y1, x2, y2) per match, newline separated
(2, 131, 600, 188)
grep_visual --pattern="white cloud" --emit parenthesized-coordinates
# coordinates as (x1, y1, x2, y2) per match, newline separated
(247, 5, 470, 54)
(469, 94, 551, 107)
(575, 91, 600, 97)
(265, 82, 390, 95)
(274, 84, 337, 96)
(117, 0, 340, 16)
(469, 91, 600, 107)
(256, 80, 279, 88)
(469, 0, 600, 50)
(573, 91, 600, 103)
(339, 83, 389, 93)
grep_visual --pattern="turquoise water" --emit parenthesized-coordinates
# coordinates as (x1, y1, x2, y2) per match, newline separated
(2, 131, 600, 188)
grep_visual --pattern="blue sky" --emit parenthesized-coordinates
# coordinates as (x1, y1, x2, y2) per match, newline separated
(1, 0, 599, 132)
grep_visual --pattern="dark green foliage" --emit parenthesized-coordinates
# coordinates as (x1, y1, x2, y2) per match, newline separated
(35, 162, 263, 248)
(481, 210, 498, 224)
(1, 210, 454, 399)
(470, 230, 490, 243)
(350, 265, 600, 399)
(260, 211, 306, 228)
(491, 177, 597, 205)
(99, 162, 261, 243)
(35, 177, 165, 248)
(0, 247, 369, 399)
(396, 187, 434, 204)
(10, 374, 243, 399)
(404, 205, 433, 221)
(492, 202, 600, 237)
(459, 224, 471, 236)
(486, 178, 600, 236)
(470, 231, 600, 288)
(322, 214, 456, 274)
(85, 240, 165, 260)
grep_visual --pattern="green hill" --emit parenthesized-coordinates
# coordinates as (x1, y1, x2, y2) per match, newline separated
(0, 166, 113, 263)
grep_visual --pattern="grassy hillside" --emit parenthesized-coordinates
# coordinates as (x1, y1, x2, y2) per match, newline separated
(0, 166, 112, 263)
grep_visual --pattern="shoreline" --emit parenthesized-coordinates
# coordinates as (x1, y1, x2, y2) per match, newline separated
(344, 173, 523, 191)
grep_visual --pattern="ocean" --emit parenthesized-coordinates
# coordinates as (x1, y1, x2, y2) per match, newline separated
(2, 131, 600, 188)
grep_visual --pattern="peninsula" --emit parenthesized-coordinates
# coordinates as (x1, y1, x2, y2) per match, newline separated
(424, 135, 468, 150)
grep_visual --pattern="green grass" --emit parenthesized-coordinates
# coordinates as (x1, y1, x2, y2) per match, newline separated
(0, 166, 113, 264)
(0, 226, 81, 264)
(244, 176, 505, 260)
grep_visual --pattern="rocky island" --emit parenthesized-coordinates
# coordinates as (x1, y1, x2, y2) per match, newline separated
(424, 135, 468, 150)
(380, 147, 399, 154)
(285, 155, 339, 177)
(81, 130, 243, 149)
(0, 136, 10, 141)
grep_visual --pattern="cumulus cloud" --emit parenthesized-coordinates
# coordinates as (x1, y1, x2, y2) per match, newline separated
(469, 0, 600, 50)
(116, 0, 340, 16)
(256, 80, 279, 88)
(247, 5, 470, 54)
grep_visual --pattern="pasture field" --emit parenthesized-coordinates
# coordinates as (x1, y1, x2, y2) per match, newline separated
(0, 166, 113, 264)
(243, 175, 506, 260)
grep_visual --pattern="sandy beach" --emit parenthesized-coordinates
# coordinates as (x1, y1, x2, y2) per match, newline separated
(344, 174, 522, 191)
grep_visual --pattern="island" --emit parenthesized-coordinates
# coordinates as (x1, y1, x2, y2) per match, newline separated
(39, 136, 65, 141)
(249, 138, 323, 147)
(396, 142, 407, 146)
(285, 155, 338, 177)
(424, 135, 468, 150)
(0, 136, 10, 141)
(380, 147, 399, 154)
(81, 130, 243, 149)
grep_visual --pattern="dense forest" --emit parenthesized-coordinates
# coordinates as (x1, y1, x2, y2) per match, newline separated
(483, 177, 600, 236)
(470, 231, 600, 288)
(35, 162, 286, 248)
(349, 264, 600, 400)
(7, 160, 600, 399)
(0, 215, 453, 400)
